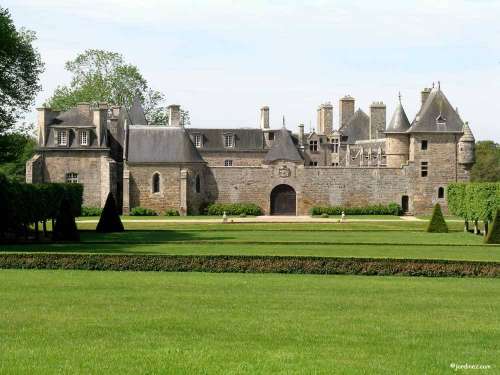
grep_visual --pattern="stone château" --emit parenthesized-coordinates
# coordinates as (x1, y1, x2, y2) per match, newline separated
(26, 84, 476, 215)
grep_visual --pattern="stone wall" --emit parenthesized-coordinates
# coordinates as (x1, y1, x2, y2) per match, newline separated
(199, 151, 266, 166)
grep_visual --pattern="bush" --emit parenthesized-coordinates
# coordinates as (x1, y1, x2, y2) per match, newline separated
(96, 193, 124, 233)
(485, 209, 500, 244)
(205, 203, 263, 216)
(52, 198, 80, 241)
(164, 209, 180, 216)
(321, 213, 329, 218)
(239, 213, 247, 218)
(426, 203, 448, 233)
(310, 203, 402, 216)
(81, 207, 103, 217)
(130, 207, 158, 216)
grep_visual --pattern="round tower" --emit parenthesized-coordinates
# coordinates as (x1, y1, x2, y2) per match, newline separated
(385, 96, 411, 168)
(458, 121, 475, 165)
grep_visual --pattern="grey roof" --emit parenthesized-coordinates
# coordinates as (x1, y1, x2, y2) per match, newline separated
(186, 128, 265, 151)
(127, 96, 147, 125)
(460, 122, 475, 142)
(340, 108, 370, 143)
(408, 87, 463, 133)
(264, 127, 303, 163)
(49, 108, 94, 127)
(386, 102, 411, 133)
(127, 126, 205, 163)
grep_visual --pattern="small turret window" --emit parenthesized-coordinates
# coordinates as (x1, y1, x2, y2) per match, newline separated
(421, 140, 428, 150)
(420, 161, 428, 177)
(438, 187, 444, 199)
(152, 173, 160, 193)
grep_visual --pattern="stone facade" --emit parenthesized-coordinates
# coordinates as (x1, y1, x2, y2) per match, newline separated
(27, 86, 475, 216)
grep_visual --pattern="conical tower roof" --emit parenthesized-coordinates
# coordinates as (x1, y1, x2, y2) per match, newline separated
(264, 126, 303, 164)
(386, 100, 410, 133)
(127, 95, 147, 125)
(459, 122, 475, 142)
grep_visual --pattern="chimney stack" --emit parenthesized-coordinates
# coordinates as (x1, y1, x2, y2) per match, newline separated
(421, 88, 432, 107)
(298, 123, 304, 147)
(168, 105, 181, 127)
(369, 101, 386, 140)
(317, 102, 333, 135)
(260, 106, 269, 130)
(339, 95, 355, 129)
(93, 103, 108, 146)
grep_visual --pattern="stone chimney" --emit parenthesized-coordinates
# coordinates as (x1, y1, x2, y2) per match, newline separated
(369, 101, 386, 140)
(339, 95, 355, 129)
(168, 104, 181, 127)
(421, 88, 432, 107)
(77, 102, 91, 115)
(93, 103, 108, 146)
(317, 102, 333, 135)
(260, 106, 269, 130)
(36, 107, 58, 146)
(298, 123, 304, 148)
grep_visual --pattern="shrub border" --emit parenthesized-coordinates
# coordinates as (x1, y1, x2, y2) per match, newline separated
(0, 253, 499, 278)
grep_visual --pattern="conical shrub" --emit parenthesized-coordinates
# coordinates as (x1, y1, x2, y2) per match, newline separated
(53, 198, 80, 241)
(426, 203, 448, 233)
(96, 192, 124, 233)
(485, 209, 500, 244)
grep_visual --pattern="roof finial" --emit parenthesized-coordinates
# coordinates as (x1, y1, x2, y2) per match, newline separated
(282, 115, 286, 128)
(398, 92, 402, 104)
(432, 82, 435, 88)
(438, 81, 441, 90)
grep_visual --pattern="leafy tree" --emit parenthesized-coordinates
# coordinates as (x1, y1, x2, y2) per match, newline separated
(45, 49, 189, 125)
(0, 123, 36, 177)
(426, 203, 448, 233)
(96, 192, 124, 233)
(485, 209, 500, 244)
(0, 7, 44, 134)
(471, 141, 500, 182)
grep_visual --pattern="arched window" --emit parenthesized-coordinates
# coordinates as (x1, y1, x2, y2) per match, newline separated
(438, 187, 444, 199)
(152, 173, 160, 193)
(195, 175, 201, 193)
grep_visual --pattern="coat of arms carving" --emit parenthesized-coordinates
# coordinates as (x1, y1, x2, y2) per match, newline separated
(278, 165, 291, 178)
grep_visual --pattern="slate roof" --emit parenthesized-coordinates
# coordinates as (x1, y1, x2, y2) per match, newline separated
(264, 127, 303, 163)
(385, 102, 411, 133)
(186, 128, 266, 151)
(460, 122, 475, 142)
(127, 96, 147, 125)
(48, 108, 94, 127)
(340, 108, 370, 143)
(126, 126, 205, 163)
(407, 87, 463, 133)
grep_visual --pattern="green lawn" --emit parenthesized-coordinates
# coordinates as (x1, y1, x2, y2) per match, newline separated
(0, 270, 498, 374)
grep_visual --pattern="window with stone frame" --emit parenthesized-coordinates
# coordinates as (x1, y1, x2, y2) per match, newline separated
(65, 172, 78, 183)
(268, 132, 274, 141)
(421, 161, 428, 177)
(224, 160, 233, 167)
(421, 140, 428, 150)
(152, 173, 160, 193)
(331, 138, 339, 153)
(438, 187, 445, 199)
(79, 130, 89, 146)
(224, 134, 234, 148)
(309, 140, 318, 152)
(309, 161, 318, 166)
(194, 134, 202, 148)
(57, 130, 68, 146)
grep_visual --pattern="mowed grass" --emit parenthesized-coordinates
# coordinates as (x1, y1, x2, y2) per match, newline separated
(3, 221, 500, 262)
(0, 270, 499, 374)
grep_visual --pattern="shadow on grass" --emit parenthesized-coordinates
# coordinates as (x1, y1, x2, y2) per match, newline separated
(79, 230, 233, 243)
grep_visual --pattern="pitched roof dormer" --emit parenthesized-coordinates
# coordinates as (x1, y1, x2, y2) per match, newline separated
(263, 126, 303, 164)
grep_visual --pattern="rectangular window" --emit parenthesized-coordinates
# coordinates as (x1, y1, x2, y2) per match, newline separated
(421, 161, 428, 177)
(309, 140, 318, 152)
(194, 134, 202, 148)
(79, 130, 88, 146)
(65, 172, 78, 183)
(331, 138, 339, 153)
(268, 132, 274, 141)
(224, 134, 234, 148)
(224, 160, 233, 167)
(331, 162, 339, 167)
(421, 140, 428, 150)
(57, 130, 68, 146)
(309, 161, 318, 166)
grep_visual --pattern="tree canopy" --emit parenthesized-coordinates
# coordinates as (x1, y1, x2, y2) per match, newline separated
(471, 141, 500, 182)
(0, 7, 44, 134)
(45, 49, 187, 125)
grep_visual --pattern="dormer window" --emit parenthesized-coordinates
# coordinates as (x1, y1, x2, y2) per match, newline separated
(224, 134, 234, 148)
(194, 134, 202, 148)
(436, 115, 446, 126)
(309, 140, 318, 152)
(57, 130, 68, 146)
(268, 132, 274, 141)
(79, 130, 89, 146)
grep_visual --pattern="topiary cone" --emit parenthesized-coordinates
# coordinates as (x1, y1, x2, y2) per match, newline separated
(96, 192, 124, 233)
(426, 203, 448, 233)
(53, 198, 80, 241)
(485, 209, 500, 244)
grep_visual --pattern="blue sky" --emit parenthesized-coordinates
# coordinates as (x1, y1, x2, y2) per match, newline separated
(5, 0, 500, 141)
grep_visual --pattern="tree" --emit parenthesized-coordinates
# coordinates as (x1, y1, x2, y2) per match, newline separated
(96, 192, 124, 233)
(426, 203, 448, 233)
(0, 7, 44, 134)
(45, 49, 188, 124)
(485, 209, 500, 244)
(471, 141, 500, 182)
(0, 123, 36, 177)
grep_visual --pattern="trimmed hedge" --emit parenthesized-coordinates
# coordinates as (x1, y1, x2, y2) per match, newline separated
(81, 207, 103, 217)
(448, 182, 500, 222)
(164, 209, 180, 216)
(427, 203, 448, 233)
(129, 207, 158, 216)
(0, 253, 498, 277)
(205, 203, 263, 216)
(310, 203, 402, 216)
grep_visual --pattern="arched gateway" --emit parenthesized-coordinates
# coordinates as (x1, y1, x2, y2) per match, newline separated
(270, 184, 296, 215)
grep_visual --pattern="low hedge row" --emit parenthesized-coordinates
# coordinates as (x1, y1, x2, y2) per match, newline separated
(205, 203, 263, 216)
(310, 203, 402, 216)
(1, 254, 498, 278)
(81, 207, 103, 217)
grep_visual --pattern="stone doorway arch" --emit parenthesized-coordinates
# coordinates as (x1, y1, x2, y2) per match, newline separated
(270, 184, 296, 215)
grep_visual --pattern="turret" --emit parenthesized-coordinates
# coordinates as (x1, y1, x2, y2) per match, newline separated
(385, 95, 410, 168)
(458, 121, 475, 165)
